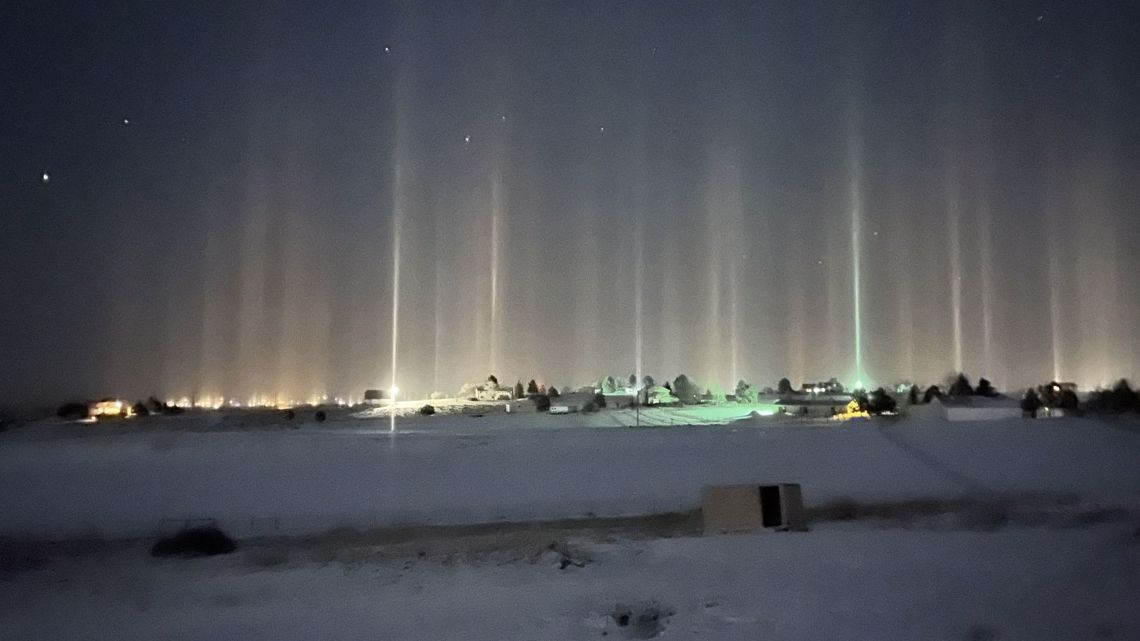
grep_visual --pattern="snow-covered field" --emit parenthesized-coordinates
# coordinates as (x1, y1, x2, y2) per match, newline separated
(2, 412, 1138, 539)
(1, 412, 1138, 640)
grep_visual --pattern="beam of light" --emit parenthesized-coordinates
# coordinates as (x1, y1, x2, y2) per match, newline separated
(979, 196, 995, 383)
(729, 260, 739, 387)
(948, 180, 963, 374)
(1044, 185, 1064, 383)
(847, 101, 865, 390)
(633, 203, 644, 389)
(489, 171, 502, 376)
(389, 169, 402, 435)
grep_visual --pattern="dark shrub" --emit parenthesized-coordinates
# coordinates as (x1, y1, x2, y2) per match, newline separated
(533, 395, 551, 412)
(867, 388, 897, 414)
(314, 410, 327, 422)
(147, 396, 164, 414)
(907, 385, 919, 405)
(1087, 379, 1139, 414)
(132, 402, 150, 417)
(283, 409, 295, 420)
(1021, 389, 1042, 417)
(1058, 389, 1079, 411)
(151, 527, 237, 558)
(593, 392, 607, 408)
(777, 377, 794, 396)
(419, 404, 436, 415)
(949, 373, 974, 396)
(672, 375, 701, 404)
(56, 402, 89, 420)
(922, 385, 942, 403)
(548, 386, 560, 397)
(975, 378, 997, 397)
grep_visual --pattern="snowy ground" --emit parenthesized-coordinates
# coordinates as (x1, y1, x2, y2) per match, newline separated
(1, 412, 1138, 639)
(2, 518, 1137, 640)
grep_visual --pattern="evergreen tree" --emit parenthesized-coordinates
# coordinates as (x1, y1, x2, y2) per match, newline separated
(975, 378, 996, 397)
(673, 374, 701, 404)
(514, 380, 525, 399)
(923, 385, 942, 403)
(777, 377, 794, 396)
(907, 385, 920, 405)
(527, 379, 539, 396)
(548, 386, 560, 397)
(735, 379, 758, 403)
(949, 373, 973, 396)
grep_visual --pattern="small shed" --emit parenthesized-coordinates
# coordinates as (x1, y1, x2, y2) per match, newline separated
(702, 483, 806, 534)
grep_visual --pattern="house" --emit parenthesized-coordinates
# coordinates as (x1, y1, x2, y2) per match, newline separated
(474, 383, 513, 402)
(801, 378, 845, 395)
(776, 396, 851, 418)
(549, 393, 595, 414)
(931, 395, 1022, 421)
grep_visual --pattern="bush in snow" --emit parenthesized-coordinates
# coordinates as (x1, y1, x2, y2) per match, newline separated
(151, 527, 237, 558)
(56, 402, 89, 420)
(419, 404, 436, 415)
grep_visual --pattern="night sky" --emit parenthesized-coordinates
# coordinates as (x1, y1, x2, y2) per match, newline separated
(3, 1, 1139, 408)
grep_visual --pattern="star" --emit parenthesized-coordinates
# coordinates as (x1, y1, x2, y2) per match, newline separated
(1036, 14, 1044, 22)
(122, 117, 131, 126)
(384, 46, 391, 53)
(464, 134, 471, 144)
(599, 126, 606, 133)
(500, 115, 506, 122)
(41, 171, 50, 183)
